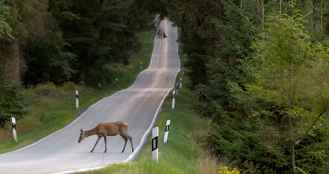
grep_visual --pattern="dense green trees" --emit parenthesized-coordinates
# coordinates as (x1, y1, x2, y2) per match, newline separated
(249, 15, 329, 173)
(168, 0, 225, 88)
(0, 0, 152, 126)
(219, 15, 329, 173)
(0, 0, 13, 40)
(1, 0, 329, 172)
(24, 38, 76, 84)
(49, 0, 146, 85)
(0, 77, 26, 127)
(0, 0, 152, 86)
(168, 0, 329, 173)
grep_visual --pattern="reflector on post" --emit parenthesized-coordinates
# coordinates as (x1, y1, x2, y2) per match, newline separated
(164, 120, 171, 144)
(152, 127, 159, 162)
(11, 116, 17, 142)
(75, 90, 79, 109)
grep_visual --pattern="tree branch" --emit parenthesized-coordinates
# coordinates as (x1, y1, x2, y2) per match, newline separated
(295, 110, 328, 145)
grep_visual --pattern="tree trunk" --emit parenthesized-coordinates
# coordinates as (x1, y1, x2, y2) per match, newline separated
(288, 61, 296, 174)
(289, 117, 296, 174)
(324, 12, 329, 34)
(313, 0, 322, 33)
(280, 0, 282, 14)
(256, 0, 264, 29)
(0, 40, 22, 82)
(300, 0, 306, 8)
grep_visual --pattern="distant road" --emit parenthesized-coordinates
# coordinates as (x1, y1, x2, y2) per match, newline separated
(0, 19, 180, 174)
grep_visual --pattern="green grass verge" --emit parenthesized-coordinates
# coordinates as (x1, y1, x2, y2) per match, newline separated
(0, 31, 153, 153)
(80, 87, 214, 174)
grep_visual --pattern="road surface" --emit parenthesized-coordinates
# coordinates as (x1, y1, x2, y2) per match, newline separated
(0, 19, 180, 174)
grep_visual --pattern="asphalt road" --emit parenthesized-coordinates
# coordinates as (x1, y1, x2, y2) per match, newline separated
(0, 19, 180, 174)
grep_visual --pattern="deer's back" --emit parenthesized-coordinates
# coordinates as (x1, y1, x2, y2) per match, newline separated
(96, 122, 128, 136)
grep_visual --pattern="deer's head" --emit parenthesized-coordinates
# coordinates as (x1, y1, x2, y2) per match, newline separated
(78, 129, 85, 143)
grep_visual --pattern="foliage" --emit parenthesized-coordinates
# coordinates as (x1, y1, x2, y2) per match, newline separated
(76, 88, 213, 174)
(169, 0, 329, 173)
(0, 0, 14, 40)
(209, 14, 329, 173)
(1, 0, 152, 86)
(195, 0, 256, 116)
(218, 166, 240, 174)
(0, 31, 153, 151)
(48, 0, 150, 86)
(0, 55, 26, 127)
(244, 14, 329, 173)
(0, 80, 26, 127)
(24, 38, 76, 85)
(168, 0, 225, 88)
(2, 0, 329, 173)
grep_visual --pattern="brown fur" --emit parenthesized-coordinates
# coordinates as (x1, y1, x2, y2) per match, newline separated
(78, 121, 134, 153)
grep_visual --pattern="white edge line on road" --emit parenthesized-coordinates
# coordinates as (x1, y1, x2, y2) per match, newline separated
(54, 19, 181, 174)
(0, 55, 162, 157)
(54, 85, 176, 174)
(0, 39, 162, 157)
(0, 88, 129, 157)
(1, 19, 181, 174)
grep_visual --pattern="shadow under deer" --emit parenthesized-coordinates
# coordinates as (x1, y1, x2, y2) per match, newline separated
(78, 121, 134, 153)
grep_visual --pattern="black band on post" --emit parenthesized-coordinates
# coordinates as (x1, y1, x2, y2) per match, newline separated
(152, 137, 158, 151)
(165, 125, 170, 132)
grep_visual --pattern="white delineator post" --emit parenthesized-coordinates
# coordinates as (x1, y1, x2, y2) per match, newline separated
(11, 116, 17, 142)
(163, 120, 171, 144)
(179, 77, 183, 89)
(75, 90, 79, 109)
(180, 71, 184, 89)
(152, 127, 159, 162)
(175, 81, 180, 94)
(171, 90, 176, 110)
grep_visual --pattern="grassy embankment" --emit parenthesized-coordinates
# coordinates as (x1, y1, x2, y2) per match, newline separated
(80, 86, 218, 174)
(0, 31, 153, 153)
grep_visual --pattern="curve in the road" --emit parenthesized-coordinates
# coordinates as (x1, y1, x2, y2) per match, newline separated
(0, 19, 180, 174)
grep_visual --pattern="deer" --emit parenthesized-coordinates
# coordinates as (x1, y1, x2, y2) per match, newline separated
(78, 121, 134, 153)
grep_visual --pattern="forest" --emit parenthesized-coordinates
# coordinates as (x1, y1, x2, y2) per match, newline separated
(1, 0, 329, 173)
(0, 0, 153, 125)
(167, 0, 329, 173)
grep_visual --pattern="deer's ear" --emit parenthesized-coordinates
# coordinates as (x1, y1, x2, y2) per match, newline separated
(80, 129, 83, 133)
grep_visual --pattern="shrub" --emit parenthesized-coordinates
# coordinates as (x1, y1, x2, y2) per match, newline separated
(24, 38, 76, 85)
(218, 166, 240, 174)
(0, 80, 26, 127)
(33, 82, 58, 97)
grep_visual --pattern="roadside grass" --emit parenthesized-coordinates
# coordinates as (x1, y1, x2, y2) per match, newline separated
(0, 31, 153, 153)
(80, 86, 218, 174)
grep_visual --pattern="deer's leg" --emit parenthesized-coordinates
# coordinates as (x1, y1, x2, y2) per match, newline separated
(121, 136, 128, 153)
(90, 136, 101, 153)
(103, 136, 107, 153)
(128, 135, 134, 152)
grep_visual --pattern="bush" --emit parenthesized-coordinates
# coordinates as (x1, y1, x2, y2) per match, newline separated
(218, 166, 240, 174)
(0, 0, 14, 40)
(0, 80, 26, 127)
(209, 15, 329, 173)
(33, 82, 58, 97)
(61, 82, 77, 92)
(24, 38, 76, 85)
